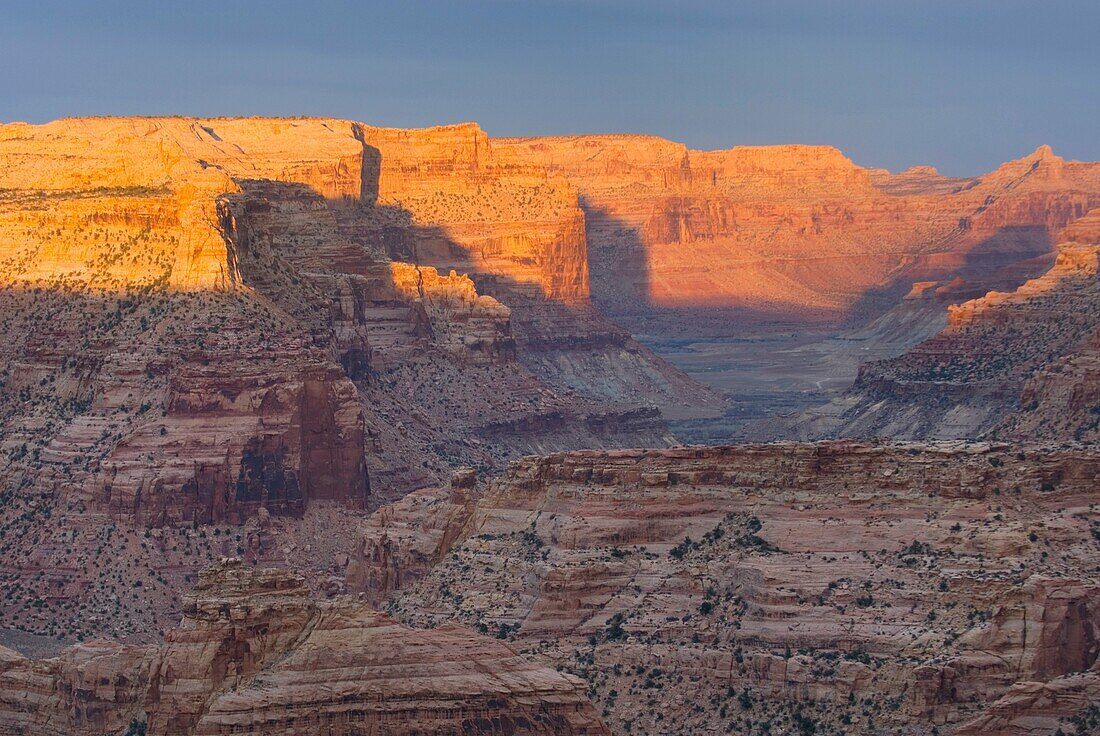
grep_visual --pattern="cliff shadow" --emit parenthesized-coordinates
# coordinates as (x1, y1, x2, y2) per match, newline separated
(845, 224, 1056, 328)
(580, 202, 858, 339)
(579, 199, 653, 327)
(223, 158, 693, 433)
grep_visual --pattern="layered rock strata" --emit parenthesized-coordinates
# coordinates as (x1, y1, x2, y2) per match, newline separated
(0, 116, 715, 643)
(496, 137, 1100, 335)
(211, 169, 694, 498)
(787, 209, 1100, 441)
(346, 123, 719, 418)
(0, 560, 608, 735)
(356, 443, 1100, 735)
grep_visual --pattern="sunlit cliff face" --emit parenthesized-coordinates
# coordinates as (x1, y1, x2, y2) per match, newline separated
(356, 122, 591, 303)
(496, 135, 1100, 326)
(6, 119, 1096, 321)
(0, 117, 379, 292)
(945, 210, 1100, 329)
(0, 118, 592, 302)
(0, 119, 386, 534)
(0, 122, 233, 292)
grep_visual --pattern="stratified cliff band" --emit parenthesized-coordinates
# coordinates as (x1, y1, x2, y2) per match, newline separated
(0, 117, 1097, 736)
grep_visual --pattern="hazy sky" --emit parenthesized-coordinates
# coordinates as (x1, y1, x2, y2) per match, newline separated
(3, 0, 1097, 175)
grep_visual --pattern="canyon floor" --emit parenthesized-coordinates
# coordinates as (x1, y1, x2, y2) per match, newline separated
(646, 322, 938, 439)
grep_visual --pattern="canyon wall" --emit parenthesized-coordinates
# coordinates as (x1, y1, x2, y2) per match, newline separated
(786, 208, 1100, 441)
(0, 559, 608, 735)
(349, 123, 717, 418)
(0, 118, 374, 529)
(6, 118, 1094, 534)
(0, 116, 717, 644)
(496, 136, 1100, 335)
(354, 442, 1100, 735)
(355, 122, 590, 303)
(0, 116, 713, 525)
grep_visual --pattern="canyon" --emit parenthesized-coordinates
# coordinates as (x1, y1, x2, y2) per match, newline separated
(495, 137, 1099, 332)
(776, 208, 1100, 442)
(0, 116, 1097, 735)
(494, 135, 1100, 435)
(0, 116, 724, 655)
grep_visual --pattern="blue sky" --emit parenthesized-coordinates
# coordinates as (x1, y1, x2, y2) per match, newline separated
(3, 0, 1097, 175)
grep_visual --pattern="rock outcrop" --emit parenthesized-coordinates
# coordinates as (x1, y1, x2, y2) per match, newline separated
(347, 469, 481, 607)
(496, 137, 1100, 336)
(954, 674, 1100, 736)
(0, 639, 152, 736)
(788, 208, 1100, 441)
(0, 560, 609, 735)
(0, 116, 719, 643)
(358, 442, 1100, 734)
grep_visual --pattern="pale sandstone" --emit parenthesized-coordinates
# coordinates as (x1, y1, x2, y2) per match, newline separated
(362, 443, 1099, 734)
(0, 560, 608, 735)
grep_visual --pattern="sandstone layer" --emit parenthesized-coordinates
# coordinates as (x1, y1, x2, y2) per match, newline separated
(0, 559, 608, 735)
(355, 443, 1100, 735)
(780, 208, 1100, 442)
(496, 137, 1100, 337)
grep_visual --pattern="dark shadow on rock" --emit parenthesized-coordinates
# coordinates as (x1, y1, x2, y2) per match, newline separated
(845, 224, 1056, 331)
(215, 150, 704, 500)
(0, 280, 369, 527)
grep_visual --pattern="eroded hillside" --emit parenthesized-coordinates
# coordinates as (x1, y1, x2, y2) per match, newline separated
(355, 443, 1100, 736)
(781, 209, 1100, 442)
(0, 117, 716, 641)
